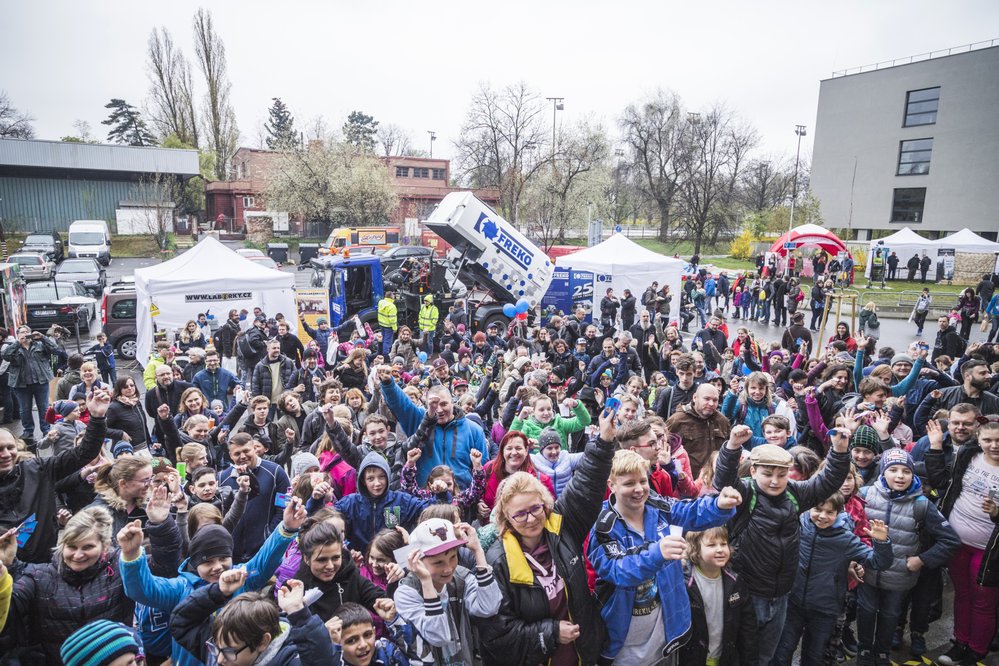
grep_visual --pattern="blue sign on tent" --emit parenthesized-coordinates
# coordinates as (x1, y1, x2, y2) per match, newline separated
(783, 242, 797, 250)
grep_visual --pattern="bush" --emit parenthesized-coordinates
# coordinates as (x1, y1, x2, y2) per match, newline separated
(729, 230, 755, 260)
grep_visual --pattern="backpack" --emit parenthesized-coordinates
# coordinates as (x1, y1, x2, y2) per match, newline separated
(952, 333, 968, 357)
(729, 478, 800, 542)
(237, 333, 255, 359)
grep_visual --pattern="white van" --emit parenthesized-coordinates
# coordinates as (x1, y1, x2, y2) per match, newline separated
(68, 220, 112, 266)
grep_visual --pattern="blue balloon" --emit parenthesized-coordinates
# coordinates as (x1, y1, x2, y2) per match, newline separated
(502, 303, 517, 317)
(516, 298, 530, 314)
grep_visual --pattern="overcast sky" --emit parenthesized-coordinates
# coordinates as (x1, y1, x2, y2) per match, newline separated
(3, 0, 994, 165)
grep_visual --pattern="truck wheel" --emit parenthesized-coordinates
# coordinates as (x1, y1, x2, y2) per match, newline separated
(482, 313, 510, 332)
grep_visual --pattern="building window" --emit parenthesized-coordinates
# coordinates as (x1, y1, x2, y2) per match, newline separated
(395, 166, 409, 177)
(413, 167, 430, 179)
(890, 187, 926, 223)
(243, 196, 255, 208)
(904, 87, 939, 127)
(432, 168, 446, 180)
(897, 138, 933, 175)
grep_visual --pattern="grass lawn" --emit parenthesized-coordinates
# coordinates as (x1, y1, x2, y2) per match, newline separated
(112, 234, 168, 257)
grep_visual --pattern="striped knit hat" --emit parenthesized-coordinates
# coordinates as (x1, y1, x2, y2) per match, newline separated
(61, 620, 140, 666)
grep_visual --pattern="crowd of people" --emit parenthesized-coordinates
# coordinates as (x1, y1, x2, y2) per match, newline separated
(1, 262, 999, 666)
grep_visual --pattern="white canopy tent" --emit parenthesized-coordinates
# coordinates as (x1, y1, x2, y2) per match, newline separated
(866, 227, 938, 277)
(134, 236, 297, 366)
(935, 228, 999, 253)
(555, 233, 686, 324)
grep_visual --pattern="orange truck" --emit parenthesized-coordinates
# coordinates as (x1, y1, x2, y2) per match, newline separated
(320, 227, 401, 255)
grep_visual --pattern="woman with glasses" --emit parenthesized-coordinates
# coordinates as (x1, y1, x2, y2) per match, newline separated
(5, 507, 134, 663)
(88, 456, 154, 539)
(106, 376, 152, 456)
(476, 409, 617, 665)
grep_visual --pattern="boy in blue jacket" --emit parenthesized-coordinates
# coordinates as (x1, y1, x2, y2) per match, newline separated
(118, 496, 307, 666)
(587, 449, 742, 664)
(377, 365, 488, 488)
(771, 492, 893, 666)
(327, 602, 410, 666)
(335, 451, 433, 552)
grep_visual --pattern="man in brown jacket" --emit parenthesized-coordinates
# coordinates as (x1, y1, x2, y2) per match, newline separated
(665, 383, 731, 477)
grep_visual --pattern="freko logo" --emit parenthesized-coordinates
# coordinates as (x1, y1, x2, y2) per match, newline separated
(474, 212, 532, 270)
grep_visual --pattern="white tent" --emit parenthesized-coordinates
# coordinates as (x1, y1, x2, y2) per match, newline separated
(134, 236, 297, 366)
(865, 227, 937, 277)
(935, 228, 999, 253)
(554, 233, 685, 324)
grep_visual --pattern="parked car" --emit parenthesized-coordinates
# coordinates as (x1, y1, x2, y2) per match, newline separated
(236, 248, 265, 258)
(8, 252, 56, 281)
(20, 231, 65, 262)
(55, 258, 107, 296)
(380, 245, 433, 274)
(247, 255, 280, 270)
(101, 279, 137, 359)
(25, 280, 96, 332)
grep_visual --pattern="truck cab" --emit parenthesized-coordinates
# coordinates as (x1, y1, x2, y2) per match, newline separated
(309, 253, 385, 326)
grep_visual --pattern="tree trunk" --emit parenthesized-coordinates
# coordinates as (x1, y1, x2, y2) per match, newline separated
(657, 201, 670, 243)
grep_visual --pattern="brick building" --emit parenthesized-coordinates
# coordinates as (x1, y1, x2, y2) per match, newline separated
(205, 147, 499, 236)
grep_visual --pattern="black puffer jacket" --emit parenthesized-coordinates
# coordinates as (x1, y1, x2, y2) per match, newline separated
(0, 417, 106, 563)
(926, 443, 999, 586)
(292, 554, 384, 621)
(713, 443, 851, 599)
(7, 550, 133, 662)
(680, 562, 758, 666)
(477, 435, 615, 666)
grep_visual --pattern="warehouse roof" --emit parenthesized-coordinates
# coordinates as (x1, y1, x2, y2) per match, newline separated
(0, 138, 200, 177)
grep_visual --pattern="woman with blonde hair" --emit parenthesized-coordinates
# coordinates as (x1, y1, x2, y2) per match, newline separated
(173, 387, 210, 428)
(177, 319, 207, 353)
(67, 360, 111, 402)
(858, 301, 881, 339)
(336, 347, 369, 392)
(476, 410, 616, 666)
(6, 506, 133, 662)
(89, 456, 154, 537)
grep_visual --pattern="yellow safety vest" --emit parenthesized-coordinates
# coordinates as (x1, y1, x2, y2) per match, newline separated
(378, 297, 397, 330)
(418, 304, 439, 332)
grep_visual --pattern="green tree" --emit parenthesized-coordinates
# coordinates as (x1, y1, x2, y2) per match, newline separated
(161, 134, 213, 214)
(265, 97, 297, 149)
(342, 111, 378, 152)
(102, 98, 156, 146)
(265, 140, 397, 227)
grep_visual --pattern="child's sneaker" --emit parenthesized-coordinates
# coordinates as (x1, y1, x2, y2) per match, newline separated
(938, 641, 970, 666)
(890, 626, 903, 649)
(855, 649, 875, 666)
(909, 631, 926, 657)
(957, 650, 987, 666)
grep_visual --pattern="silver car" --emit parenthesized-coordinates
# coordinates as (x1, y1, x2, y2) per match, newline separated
(8, 252, 55, 280)
(56, 258, 107, 296)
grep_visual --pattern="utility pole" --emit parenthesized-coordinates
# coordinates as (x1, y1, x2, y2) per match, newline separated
(545, 97, 564, 164)
(785, 124, 807, 276)
(427, 131, 436, 158)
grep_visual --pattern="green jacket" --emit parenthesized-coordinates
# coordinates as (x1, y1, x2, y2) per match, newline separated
(2, 336, 57, 387)
(510, 400, 591, 449)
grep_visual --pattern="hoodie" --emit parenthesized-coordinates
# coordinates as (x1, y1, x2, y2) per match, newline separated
(334, 452, 432, 552)
(509, 400, 591, 449)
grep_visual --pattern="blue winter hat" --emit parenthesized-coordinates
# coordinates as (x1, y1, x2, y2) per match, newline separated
(61, 620, 140, 666)
(880, 448, 914, 475)
(52, 399, 78, 418)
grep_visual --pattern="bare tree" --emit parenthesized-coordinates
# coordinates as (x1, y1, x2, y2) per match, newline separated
(523, 120, 609, 250)
(454, 82, 549, 224)
(146, 27, 199, 147)
(0, 91, 35, 139)
(73, 120, 93, 142)
(677, 106, 758, 253)
(193, 9, 238, 179)
(377, 123, 413, 157)
(265, 141, 398, 227)
(740, 156, 791, 213)
(133, 172, 182, 251)
(619, 90, 685, 242)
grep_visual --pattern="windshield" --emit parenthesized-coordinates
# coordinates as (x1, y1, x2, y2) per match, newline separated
(24, 235, 52, 245)
(70, 232, 105, 245)
(10, 255, 41, 265)
(59, 260, 98, 272)
(26, 282, 80, 301)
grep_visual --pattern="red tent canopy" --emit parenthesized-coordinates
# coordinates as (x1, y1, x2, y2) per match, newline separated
(768, 224, 851, 258)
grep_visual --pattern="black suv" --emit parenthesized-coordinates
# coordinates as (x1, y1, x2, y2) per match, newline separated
(101, 279, 137, 359)
(20, 231, 65, 263)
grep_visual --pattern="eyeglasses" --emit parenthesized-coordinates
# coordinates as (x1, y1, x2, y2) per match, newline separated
(508, 503, 545, 524)
(206, 641, 250, 662)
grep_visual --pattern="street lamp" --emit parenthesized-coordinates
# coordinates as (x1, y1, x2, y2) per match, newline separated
(785, 124, 807, 276)
(427, 131, 436, 158)
(546, 97, 564, 162)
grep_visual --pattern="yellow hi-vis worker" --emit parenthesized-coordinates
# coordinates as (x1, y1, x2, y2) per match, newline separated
(418, 294, 439, 355)
(377, 291, 397, 356)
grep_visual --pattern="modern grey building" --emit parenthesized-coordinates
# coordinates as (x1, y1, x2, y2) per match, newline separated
(810, 41, 999, 241)
(0, 139, 199, 233)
